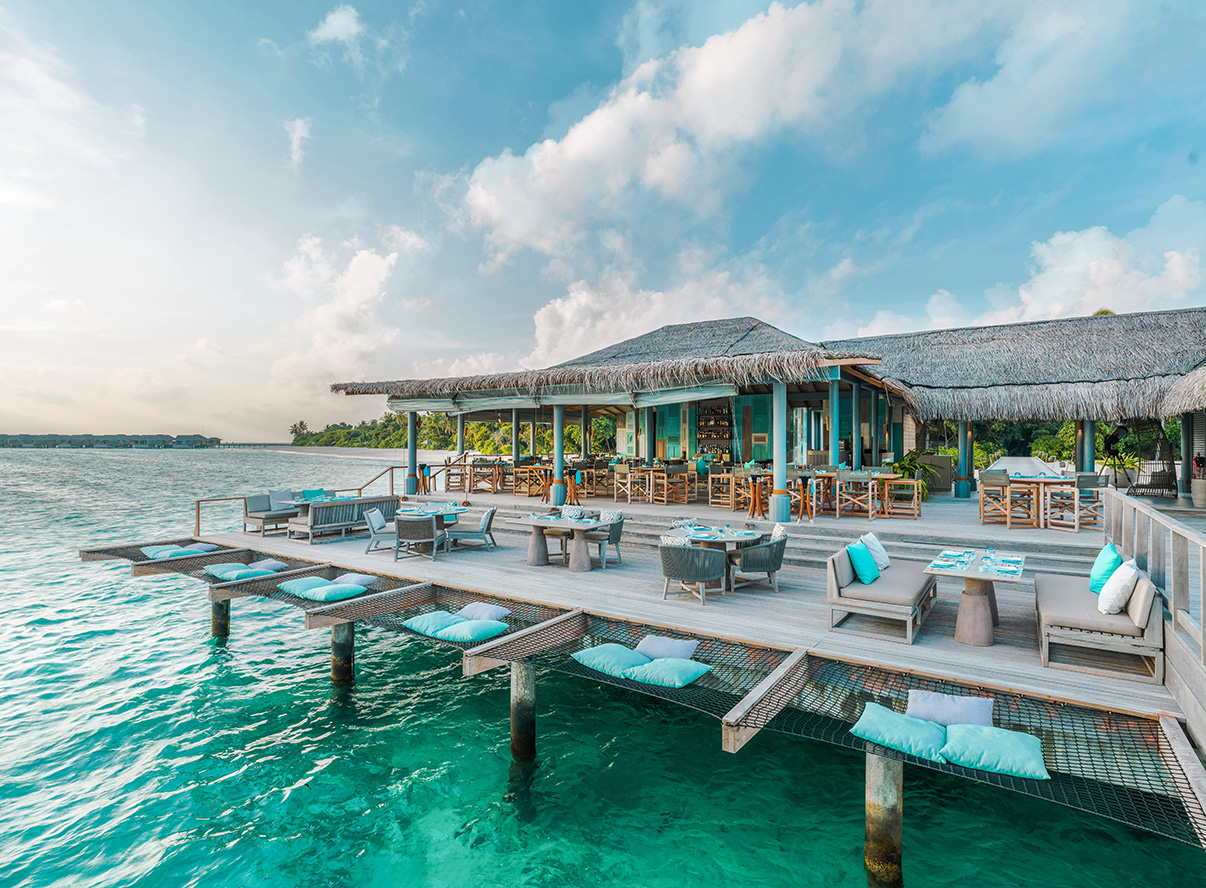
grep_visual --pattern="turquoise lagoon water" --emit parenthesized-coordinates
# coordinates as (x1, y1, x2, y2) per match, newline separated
(1, 449, 1200, 887)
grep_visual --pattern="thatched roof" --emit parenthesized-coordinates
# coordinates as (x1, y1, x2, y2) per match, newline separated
(332, 317, 884, 400)
(1161, 365, 1206, 415)
(822, 307, 1206, 421)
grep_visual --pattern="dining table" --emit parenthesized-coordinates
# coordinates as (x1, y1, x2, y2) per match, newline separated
(395, 503, 469, 532)
(662, 524, 764, 592)
(508, 513, 615, 572)
(923, 547, 1026, 646)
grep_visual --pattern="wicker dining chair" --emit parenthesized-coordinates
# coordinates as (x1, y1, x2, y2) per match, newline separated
(659, 542, 726, 605)
(394, 514, 449, 561)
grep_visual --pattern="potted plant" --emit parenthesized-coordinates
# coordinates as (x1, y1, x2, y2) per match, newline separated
(1192, 453, 1206, 509)
(892, 450, 942, 502)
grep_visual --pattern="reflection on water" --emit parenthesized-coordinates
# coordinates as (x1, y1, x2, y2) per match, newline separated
(0, 449, 1200, 887)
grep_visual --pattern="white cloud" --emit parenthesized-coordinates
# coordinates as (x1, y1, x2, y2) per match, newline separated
(284, 117, 311, 171)
(380, 224, 432, 254)
(304, 4, 419, 76)
(309, 5, 364, 47)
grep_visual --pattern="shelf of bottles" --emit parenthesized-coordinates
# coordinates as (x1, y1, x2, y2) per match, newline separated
(696, 404, 733, 455)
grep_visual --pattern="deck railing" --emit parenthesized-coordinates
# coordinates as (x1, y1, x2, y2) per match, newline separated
(1102, 488, 1206, 744)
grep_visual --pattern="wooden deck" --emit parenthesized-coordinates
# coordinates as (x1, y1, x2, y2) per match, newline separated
(202, 514, 1182, 721)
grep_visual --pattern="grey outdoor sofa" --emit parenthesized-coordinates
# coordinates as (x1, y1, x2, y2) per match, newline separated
(826, 543, 937, 644)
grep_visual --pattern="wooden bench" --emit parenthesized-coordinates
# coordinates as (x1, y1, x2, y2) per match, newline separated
(1035, 569, 1164, 683)
(286, 495, 401, 543)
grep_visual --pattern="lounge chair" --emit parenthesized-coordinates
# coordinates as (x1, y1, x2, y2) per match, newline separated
(394, 514, 449, 561)
(243, 493, 299, 536)
(660, 542, 726, 605)
(364, 508, 393, 554)
(826, 543, 937, 644)
(448, 507, 498, 550)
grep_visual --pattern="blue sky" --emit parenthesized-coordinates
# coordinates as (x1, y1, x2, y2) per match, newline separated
(2, 0, 1204, 439)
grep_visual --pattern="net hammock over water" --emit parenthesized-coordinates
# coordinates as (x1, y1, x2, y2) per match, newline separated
(79, 546, 1206, 851)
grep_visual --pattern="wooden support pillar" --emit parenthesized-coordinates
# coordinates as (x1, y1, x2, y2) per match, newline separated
(510, 660, 536, 763)
(865, 750, 903, 888)
(955, 419, 970, 499)
(530, 413, 537, 456)
(1181, 412, 1193, 494)
(828, 380, 841, 465)
(406, 412, 419, 494)
(870, 392, 882, 467)
(552, 404, 566, 506)
(1074, 420, 1085, 473)
(1083, 419, 1096, 474)
(851, 381, 863, 470)
(331, 622, 354, 683)
(771, 381, 791, 522)
(456, 414, 465, 455)
(211, 600, 230, 637)
(512, 409, 520, 459)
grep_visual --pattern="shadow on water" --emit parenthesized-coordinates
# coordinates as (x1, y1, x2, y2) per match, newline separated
(505, 758, 539, 822)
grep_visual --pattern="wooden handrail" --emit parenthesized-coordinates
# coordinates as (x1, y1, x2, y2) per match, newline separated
(194, 496, 248, 535)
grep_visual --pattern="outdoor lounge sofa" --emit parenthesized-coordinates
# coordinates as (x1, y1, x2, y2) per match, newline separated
(286, 495, 401, 543)
(243, 494, 299, 536)
(1035, 569, 1164, 683)
(827, 543, 937, 644)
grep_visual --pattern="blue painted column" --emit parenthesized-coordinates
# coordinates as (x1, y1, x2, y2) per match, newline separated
(1083, 419, 1096, 474)
(771, 382, 790, 522)
(456, 414, 465, 454)
(828, 380, 840, 465)
(552, 404, 566, 506)
(869, 391, 881, 467)
(406, 412, 418, 494)
(1182, 412, 1194, 493)
(530, 413, 537, 456)
(645, 406, 656, 464)
(512, 409, 520, 459)
(955, 419, 970, 498)
(851, 382, 863, 470)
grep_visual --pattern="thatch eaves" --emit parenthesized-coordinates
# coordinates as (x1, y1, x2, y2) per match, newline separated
(1161, 364, 1206, 416)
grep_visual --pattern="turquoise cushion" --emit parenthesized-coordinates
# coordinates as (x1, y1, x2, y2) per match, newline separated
(277, 576, 332, 596)
(849, 702, 947, 763)
(432, 619, 508, 643)
(1089, 543, 1123, 594)
(302, 489, 324, 500)
(939, 724, 1050, 780)
(402, 610, 465, 637)
(290, 583, 366, 602)
(221, 568, 276, 582)
(622, 657, 711, 688)
(846, 540, 882, 585)
(141, 545, 185, 558)
(571, 643, 651, 678)
(203, 562, 247, 580)
(151, 547, 190, 559)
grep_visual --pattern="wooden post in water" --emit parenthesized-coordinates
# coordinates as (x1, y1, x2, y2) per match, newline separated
(510, 661, 536, 762)
(211, 600, 230, 637)
(865, 750, 903, 888)
(331, 623, 355, 683)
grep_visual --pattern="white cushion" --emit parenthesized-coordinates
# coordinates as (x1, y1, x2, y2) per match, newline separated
(660, 534, 691, 547)
(457, 601, 512, 621)
(905, 689, 993, 727)
(860, 532, 890, 570)
(634, 635, 700, 660)
(248, 558, 288, 571)
(599, 509, 622, 523)
(334, 572, 377, 586)
(1098, 558, 1141, 614)
(771, 523, 788, 542)
(561, 505, 585, 519)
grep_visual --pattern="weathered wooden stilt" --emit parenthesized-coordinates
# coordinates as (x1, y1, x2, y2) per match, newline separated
(211, 600, 230, 637)
(510, 661, 536, 763)
(865, 749, 903, 888)
(331, 622, 355, 683)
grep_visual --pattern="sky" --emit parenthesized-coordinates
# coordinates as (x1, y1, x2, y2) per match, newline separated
(1, 0, 1204, 440)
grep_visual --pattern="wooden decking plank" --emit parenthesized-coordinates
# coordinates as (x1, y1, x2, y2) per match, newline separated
(722, 647, 809, 753)
(462, 608, 587, 676)
(304, 582, 435, 629)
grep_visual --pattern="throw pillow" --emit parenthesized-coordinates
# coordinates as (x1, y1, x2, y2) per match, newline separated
(849, 702, 948, 763)
(660, 534, 691, 547)
(571, 643, 651, 678)
(292, 583, 367, 603)
(771, 523, 788, 542)
(860, 532, 891, 570)
(599, 509, 623, 524)
(278, 576, 333, 596)
(181, 542, 220, 553)
(905, 690, 993, 727)
(248, 558, 289, 572)
(634, 635, 700, 660)
(1097, 558, 1141, 614)
(561, 505, 585, 519)
(433, 619, 509, 643)
(939, 724, 1050, 780)
(845, 540, 881, 584)
(622, 658, 712, 688)
(456, 601, 512, 622)
(1088, 543, 1123, 594)
(402, 610, 465, 637)
(333, 572, 377, 586)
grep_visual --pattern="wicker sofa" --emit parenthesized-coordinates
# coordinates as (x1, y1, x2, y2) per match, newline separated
(826, 544, 937, 644)
(1035, 569, 1164, 683)
(286, 495, 401, 543)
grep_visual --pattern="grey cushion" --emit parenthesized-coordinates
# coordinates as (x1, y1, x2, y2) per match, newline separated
(261, 508, 299, 519)
(838, 561, 932, 607)
(245, 494, 271, 512)
(269, 489, 294, 510)
(832, 548, 855, 589)
(1035, 575, 1142, 637)
(1126, 575, 1158, 630)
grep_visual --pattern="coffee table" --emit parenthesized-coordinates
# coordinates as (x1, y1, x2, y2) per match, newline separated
(923, 548, 1026, 647)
